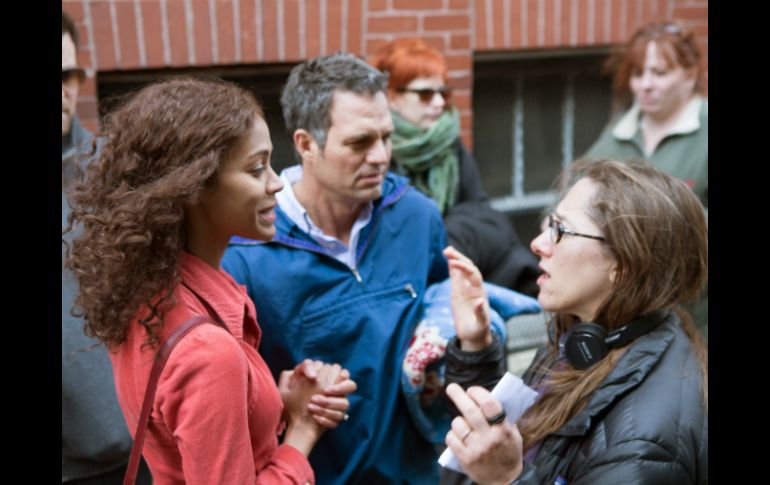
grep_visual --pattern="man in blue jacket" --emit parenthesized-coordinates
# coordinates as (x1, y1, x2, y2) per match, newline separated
(223, 53, 449, 484)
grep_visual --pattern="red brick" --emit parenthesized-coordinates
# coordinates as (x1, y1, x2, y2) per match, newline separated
(305, 1, 321, 58)
(284, 0, 300, 60)
(452, 91, 471, 110)
(327, 0, 343, 53)
(445, 54, 471, 71)
(76, 97, 99, 121)
(640, 0, 652, 26)
(690, 23, 708, 37)
(625, 0, 636, 41)
(369, 0, 388, 11)
(192, 0, 212, 65)
(262, 0, 279, 61)
(166, 0, 189, 66)
(594, 0, 606, 45)
(473, 0, 486, 49)
(561, 0, 572, 47)
(508, 0, 519, 48)
(79, 77, 96, 97)
(116, 1, 140, 68)
(421, 36, 446, 52)
(543, 0, 555, 47)
(347, 0, 363, 53)
(368, 16, 419, 34)
(90, 2, 117, 70)
(450, 34, 470, 50)
(448, 73, 472, 89)
(240, 0, 258, 62)
(140, 1, 165, 68)
(425, 13, 470, 31)
(491, 1, 504, 48)
(527, 0, 538, 47)
(576, 0, 588, 45)
(394, 0, 442, 9)
(216, 0, 236, 64)
(673, 6, 708, 21)
(63, 1, 84, 21)
(450, 0, 470, 9)
(366, 38, 391, 57)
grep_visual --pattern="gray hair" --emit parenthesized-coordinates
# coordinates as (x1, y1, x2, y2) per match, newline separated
(281, 52, 388, 152)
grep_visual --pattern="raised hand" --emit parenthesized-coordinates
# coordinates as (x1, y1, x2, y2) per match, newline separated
(444, 246, 492, 351)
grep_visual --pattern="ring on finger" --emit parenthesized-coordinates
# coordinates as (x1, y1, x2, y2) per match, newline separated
(343, 413, 350, 421)
(460, 428, 472, 442)
(486, 410, 507, 425)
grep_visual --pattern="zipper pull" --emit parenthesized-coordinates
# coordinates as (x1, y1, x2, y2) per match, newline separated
(352, 268, 362, 283)
(404, 283, 417, 298)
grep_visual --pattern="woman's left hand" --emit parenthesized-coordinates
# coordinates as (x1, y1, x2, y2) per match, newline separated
(444, 246, 492, 351)
(445, 383, 523, 484)
(308, 366, 357, 429)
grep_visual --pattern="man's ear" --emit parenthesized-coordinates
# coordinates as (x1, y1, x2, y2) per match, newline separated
(293, 129, 318, 163)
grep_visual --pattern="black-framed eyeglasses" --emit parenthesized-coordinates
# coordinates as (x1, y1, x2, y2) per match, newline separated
(395, 86, 452, 103)
(548, 213, 606, 244)
(62, 67, 86, 85)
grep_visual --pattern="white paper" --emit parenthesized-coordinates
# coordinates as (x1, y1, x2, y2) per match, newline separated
(438, 372, 539, 473)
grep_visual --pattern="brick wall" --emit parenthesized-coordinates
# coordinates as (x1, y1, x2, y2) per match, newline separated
(63, 0, 708, 147)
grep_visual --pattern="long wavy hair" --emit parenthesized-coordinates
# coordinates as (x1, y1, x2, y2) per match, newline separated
(64, 77, 263, 350)
(517, 158, 708, 449)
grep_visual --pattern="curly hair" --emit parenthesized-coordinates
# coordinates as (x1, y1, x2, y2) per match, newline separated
(64, 77, 263, 349)
(518, 158, 708, 449)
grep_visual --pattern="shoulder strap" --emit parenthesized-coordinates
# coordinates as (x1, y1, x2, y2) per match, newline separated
(122, 313, 227, 485)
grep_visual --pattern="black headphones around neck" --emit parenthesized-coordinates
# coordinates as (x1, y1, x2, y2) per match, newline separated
(558, 310, 669, 370)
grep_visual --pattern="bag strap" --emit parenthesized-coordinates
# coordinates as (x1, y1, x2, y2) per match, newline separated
(123, 312, 227, 485)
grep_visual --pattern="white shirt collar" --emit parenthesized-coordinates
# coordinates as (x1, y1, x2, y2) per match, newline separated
(276, 165, 373, 269)
(613, 96, 704, 141)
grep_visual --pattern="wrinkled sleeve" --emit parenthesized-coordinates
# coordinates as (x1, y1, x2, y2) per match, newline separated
(156, 326, 314, 485)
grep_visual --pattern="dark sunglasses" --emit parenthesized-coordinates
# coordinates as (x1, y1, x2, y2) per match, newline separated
(396, 86, 452, 103)
(548, 213, 606, 244)
(62, 67, 86, 84)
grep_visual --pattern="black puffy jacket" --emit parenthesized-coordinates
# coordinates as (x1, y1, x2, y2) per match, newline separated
(446, 311, 708, 484)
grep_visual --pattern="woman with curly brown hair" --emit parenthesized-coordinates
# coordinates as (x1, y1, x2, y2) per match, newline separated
(443, 158, 707, 483)
(64, 77, 356, 484)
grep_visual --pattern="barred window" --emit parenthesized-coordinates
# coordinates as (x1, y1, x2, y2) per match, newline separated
(472, 49, 614, 242)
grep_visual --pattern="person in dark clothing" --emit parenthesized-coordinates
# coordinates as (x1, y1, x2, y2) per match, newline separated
(369, 38, 541, 297)
(443, 158, 707, 484)
(61, 10, 153, 484)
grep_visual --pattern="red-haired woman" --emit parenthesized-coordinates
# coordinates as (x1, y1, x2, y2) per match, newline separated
(586, 21, 707, 209)
(586, 21, 708, 338)
(444, 159, 708, 484)
(370, 38, 540, 297)
(65, 77, 356, 484)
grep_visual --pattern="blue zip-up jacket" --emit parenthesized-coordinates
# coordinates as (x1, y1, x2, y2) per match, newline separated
(222, 172, 449, 485)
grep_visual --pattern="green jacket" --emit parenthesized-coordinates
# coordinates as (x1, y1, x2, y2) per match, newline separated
(586, 96, 708, 208)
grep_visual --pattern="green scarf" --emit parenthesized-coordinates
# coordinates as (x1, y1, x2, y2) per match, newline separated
(391, 108, 460, 214)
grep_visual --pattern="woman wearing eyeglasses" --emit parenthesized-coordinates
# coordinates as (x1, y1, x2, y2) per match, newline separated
(586, 21, 708, 340)
(443, 158, 708, 484)
(369, 38, 540, 297)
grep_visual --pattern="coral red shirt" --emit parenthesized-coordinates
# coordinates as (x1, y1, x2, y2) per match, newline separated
(110, 252, 314, 484)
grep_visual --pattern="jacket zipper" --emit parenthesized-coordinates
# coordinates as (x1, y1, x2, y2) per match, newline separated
(404, 283, 417, 298)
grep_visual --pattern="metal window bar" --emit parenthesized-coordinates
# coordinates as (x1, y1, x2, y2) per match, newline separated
(492, 74, 578, 213)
